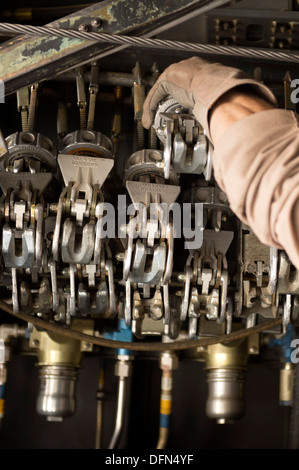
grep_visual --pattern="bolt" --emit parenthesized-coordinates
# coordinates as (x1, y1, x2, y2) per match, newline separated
(177, 273, 186, 282)
(32, 339, 39, 348)
(49, 203, 58, 213)
(217, 191, 227, 203)
(151, 308, 163, 320)
(116, 252, 124, 262)
(196, 189, 208, 202)
(83, 342, 91, 350)
(61, 268, 70, 277)
(175, 290, 183, 297)
(79, 24, 90, 32)
(91, 18, 102, 27)
(249, 346, 258, 354)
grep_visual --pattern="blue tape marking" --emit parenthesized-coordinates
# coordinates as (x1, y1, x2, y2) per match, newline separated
(160, 413, 170, 429)
(0, 384, 5, 399)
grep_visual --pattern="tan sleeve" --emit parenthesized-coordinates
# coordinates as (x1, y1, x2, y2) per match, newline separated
(212, 108, 299, 269)
(142, 57, 278, 141)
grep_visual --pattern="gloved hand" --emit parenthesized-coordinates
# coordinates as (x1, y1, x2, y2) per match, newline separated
(142, 56, 277, 142)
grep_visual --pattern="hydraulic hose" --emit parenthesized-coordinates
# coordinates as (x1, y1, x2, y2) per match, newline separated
(0, 299, 282, 352)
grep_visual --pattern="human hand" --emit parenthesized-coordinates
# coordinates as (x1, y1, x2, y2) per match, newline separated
(142, 56, 210, 129)
(142, 56, 277, 142)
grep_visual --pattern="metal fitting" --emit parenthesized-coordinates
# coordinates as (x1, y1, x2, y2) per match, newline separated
(159, 351, 179, 372)
(203, 340, 249, 422)
(59, 129, 113, 159)
(280, 362, 294, 406)
(0, 324, 26, 344)
(4, 132, 56, 172)
(0, 324, 26, 369)
(114, 356, 132, 378)
(30, 320, 94, 420)
(124, 149, 179, 185)
(36, 364, 79, 421)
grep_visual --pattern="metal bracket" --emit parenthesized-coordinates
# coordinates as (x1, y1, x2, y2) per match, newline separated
(2, 224, 35, 269)
(61, 218, 95, 264)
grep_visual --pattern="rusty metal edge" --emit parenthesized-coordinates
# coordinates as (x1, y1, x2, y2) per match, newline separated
(0, 0, 215, 95)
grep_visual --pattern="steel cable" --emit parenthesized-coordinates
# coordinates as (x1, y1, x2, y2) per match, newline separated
(0, 22, 299, 64)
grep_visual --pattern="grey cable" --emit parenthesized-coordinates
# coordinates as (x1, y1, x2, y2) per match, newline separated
(0, 22, 299, 64)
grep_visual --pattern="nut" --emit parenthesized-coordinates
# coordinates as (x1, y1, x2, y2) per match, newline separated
(115, 359, 132, 377)
(160, 351, 178, 371)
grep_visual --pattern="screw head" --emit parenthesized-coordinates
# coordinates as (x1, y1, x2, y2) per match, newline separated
(79, 24, 90, 32)
(116, 252, 124, 262)
(175, 290, 183, 297)
(91, 18, 102, 27)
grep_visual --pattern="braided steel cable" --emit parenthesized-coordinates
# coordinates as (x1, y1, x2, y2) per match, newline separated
(0, 22, 299, 64)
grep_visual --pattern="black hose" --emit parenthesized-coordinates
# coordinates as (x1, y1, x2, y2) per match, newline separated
(0, 299, 282, 352)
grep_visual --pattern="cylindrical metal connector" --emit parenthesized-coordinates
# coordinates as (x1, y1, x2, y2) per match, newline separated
(203, 340, 248, 423)
(206, 368, 246, 422)
(59, 129, 113, 159)
(29, 323, 91, 421)
(280, 362, 294, 406)
(156, 351, 178, 449)
(36, 365, 79, 421)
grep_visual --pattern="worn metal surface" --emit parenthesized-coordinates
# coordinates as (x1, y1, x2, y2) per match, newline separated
(0, 0, 222, 95)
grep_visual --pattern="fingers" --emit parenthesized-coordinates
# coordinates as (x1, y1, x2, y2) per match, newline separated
(142, 56, 210, 129)
(142, 80, 162, 129)
(142, 63, 180, 129)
